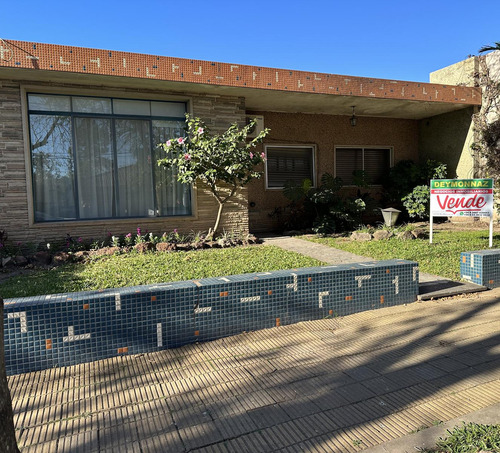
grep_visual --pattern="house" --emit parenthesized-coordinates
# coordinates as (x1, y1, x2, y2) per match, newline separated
(429, 50, 500, 184)
(0, 39, 481, 242)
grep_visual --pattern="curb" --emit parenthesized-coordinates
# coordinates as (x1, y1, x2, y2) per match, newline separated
(363, 402, 500, 452)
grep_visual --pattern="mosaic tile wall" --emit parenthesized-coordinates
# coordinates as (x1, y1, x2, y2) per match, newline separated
(0, 40, 480, 106)
(461, 249, 500, 288)
(4, 260, 418, 376)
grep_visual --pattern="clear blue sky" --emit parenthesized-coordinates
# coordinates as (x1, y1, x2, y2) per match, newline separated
(2, 0, 499, 82)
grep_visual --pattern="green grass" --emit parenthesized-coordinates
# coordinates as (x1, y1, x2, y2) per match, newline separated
(420, 422, 500, 452)
(305, 229, 500, 280)
(0, 245, 323, 299)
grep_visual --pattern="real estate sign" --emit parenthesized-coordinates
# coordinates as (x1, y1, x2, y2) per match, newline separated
(429, 178, 494, 247)
(430, 178, 494, 217)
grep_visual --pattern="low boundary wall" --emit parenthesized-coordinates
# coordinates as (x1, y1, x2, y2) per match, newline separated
(4, 259, 419, 375)
(461, 249, 500, 288)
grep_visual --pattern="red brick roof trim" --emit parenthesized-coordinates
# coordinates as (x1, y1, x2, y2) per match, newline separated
(0, 39, 481, 105)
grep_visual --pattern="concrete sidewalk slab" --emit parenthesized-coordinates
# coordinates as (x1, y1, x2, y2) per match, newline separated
(364, 402, 500, 452)
(8, 287, 500, 452)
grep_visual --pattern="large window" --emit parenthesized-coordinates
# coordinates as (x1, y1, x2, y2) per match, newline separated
(28, 94, 191, 222)
(265, 145, 315, 189)
(335, 147, 392, 185)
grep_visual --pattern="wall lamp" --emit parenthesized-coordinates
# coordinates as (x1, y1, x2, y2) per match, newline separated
(350, 106, 357, 127)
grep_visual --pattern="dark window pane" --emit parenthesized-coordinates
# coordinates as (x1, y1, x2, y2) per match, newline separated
(28, 94, 71, 112)
(335, 148, 362, 185)
(73, 97, 112, 114)
(113, 99, 150, 116)
(364, 149, 391, 185)
(30, 114, 76, 221)
(266, 147, 314, 188)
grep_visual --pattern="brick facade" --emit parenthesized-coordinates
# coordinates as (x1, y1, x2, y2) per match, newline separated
(0, 79, 248, 243)
(247, 111, 419, 232)
(0, 40, 484, 242)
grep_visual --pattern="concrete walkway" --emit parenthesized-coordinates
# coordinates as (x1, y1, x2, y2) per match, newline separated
(262, 236, 487, 300)
(9, 287, 500, 452)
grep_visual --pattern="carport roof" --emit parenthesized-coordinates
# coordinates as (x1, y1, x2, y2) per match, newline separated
(0, 39, 481, 120)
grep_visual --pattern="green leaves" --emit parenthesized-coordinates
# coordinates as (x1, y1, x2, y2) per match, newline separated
(157, 114, 270, 232)
(435, 422, 500, 452)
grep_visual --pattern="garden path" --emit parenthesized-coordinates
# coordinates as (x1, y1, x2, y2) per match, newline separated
(261, 235, 487, 300)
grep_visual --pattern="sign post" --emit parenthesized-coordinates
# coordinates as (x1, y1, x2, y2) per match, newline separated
(430, 178, 494, 247)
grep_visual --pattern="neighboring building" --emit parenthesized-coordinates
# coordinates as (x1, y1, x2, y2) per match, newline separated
(429, 50, 500, 181)
(0, 39, 481, 242)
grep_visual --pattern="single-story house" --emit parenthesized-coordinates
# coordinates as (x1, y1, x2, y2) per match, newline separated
(0, 39, 481, 242)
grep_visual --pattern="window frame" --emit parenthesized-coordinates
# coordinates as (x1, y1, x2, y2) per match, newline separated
(24, 90, 193, 224)
(334, 145, 393, 186)
(264, 144, 317, 190)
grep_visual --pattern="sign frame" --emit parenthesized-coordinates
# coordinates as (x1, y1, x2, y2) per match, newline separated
(429, 178, 494, 247)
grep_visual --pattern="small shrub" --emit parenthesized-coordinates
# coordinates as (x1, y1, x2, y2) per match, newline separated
(402, 185, 430, 219)
(398, 160, 448, 220)
(383, 159, 447, 216)
(281, 172, 368, 234)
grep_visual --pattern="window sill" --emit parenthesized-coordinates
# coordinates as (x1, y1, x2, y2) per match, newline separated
(30, 214, 197, 228)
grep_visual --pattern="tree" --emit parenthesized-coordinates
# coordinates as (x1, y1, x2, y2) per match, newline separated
(479, 42, 500, 53)
(158, 115, 269, 235)
(471, 47, 500, 182)
(0, 298, 20, 453)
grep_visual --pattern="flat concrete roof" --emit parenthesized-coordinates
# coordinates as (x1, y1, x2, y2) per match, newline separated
(0, 39, 481, 120)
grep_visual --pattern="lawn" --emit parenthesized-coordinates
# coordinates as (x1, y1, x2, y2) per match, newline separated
(0, 245, 323, 299)
(305, 229, 500, 280)
(421, 422, 500, 452)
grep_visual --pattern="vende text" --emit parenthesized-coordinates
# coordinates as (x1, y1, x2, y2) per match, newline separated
(436, 194, 486, 213)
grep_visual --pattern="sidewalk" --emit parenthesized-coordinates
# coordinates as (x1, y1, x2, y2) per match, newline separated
(262, 235, 487, 300)
(9, 286, 500, 452)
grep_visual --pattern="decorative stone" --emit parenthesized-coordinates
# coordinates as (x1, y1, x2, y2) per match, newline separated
(53, 251, 71, 264)
(156, 242, 176, 252)
(283, 230, 302, 236)
(74, 251, 89, 261)
(397, 231, 414, 241)
(350, 232, 372, 241)
(90, 246, 121, 256)
(373, 230, 393, 240)
(411, 229, 425, 239)
(1, 256, 14, 267)
(33, 251, 52, 265)
(13, 255, 28, 266)
(134, 242, 154, 253)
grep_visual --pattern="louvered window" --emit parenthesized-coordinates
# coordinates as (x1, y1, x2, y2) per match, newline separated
(335, 147, 392, 185)
(265, 146, 315, 188)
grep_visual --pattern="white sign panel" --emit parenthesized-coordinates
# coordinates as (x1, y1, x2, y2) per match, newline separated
(430, 178, 494, 217)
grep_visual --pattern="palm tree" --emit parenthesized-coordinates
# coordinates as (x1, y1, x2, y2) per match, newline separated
(479, 42, 500, 53)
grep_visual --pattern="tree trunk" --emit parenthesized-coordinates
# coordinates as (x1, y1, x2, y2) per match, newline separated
(0, 298, 20, 453)
(213, 200, 225, 235)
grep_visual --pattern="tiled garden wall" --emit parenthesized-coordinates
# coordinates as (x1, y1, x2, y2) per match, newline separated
(461, 249, 500, 288)
(4, 260, 419, 376)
